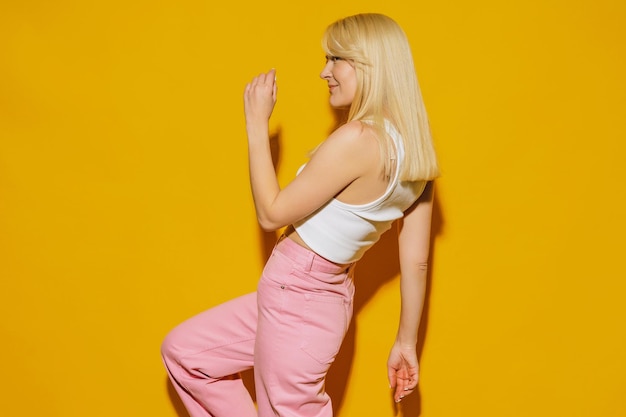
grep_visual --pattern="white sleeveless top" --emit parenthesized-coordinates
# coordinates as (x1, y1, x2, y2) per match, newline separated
(293, 124, 427, 264)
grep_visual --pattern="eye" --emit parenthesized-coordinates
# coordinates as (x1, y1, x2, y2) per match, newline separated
(326, 55, 344, 63)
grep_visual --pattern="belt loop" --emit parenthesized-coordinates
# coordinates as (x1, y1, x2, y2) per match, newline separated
(306, 251, 315, 273)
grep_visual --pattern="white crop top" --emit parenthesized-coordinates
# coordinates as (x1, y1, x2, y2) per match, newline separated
(293, 124, 427, 264)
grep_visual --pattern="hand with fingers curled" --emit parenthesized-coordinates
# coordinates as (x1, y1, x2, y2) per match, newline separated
(243, 68, 278, 129)
(387, 342, 419, 403)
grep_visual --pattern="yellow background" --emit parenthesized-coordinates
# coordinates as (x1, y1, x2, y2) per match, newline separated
(1, 0, 625, 416)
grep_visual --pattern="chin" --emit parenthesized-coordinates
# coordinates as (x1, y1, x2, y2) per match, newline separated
(330, 98, 351, 108)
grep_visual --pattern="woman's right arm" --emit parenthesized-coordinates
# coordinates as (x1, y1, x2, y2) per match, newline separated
(387, 181, 435, 402)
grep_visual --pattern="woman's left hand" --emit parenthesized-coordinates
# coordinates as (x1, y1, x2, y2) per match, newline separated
(244, 69, 277, 128)
(387, 342, 419, 403)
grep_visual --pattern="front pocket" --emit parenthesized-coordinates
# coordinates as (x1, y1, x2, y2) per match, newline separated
(300, 293, 348, 365)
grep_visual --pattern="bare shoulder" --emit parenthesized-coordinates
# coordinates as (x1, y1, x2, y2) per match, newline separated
(304, 120, 380, 184)
(330, 120, 375, 140)
(321, 120, 378, 154)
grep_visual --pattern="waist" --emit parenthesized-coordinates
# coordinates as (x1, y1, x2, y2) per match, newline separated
(278, 227, 353, 273)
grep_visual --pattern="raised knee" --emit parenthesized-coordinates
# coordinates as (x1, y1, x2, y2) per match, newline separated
(160, 330, 180, 363)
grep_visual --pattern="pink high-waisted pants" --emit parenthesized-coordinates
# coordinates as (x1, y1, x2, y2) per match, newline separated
(161, 236, 355, 417)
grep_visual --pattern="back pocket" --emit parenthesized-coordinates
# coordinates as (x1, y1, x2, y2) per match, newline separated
(300, 293, 348, 365)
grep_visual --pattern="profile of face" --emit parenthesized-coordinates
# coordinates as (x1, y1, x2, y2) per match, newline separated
(320, 56, 357, 108)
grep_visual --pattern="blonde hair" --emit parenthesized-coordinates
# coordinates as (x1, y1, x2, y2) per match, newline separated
(322, 13, 440, 181)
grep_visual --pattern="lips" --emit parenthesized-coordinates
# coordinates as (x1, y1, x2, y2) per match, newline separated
(328, 84, 338, 92)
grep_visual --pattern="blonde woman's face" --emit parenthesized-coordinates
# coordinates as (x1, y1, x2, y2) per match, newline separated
(320, 55, 357, 108)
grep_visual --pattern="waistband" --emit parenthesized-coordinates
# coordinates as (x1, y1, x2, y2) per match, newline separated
(275, 235, 353, 274)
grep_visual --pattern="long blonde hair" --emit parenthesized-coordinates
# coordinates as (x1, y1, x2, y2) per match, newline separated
(322, 13, 440, 181)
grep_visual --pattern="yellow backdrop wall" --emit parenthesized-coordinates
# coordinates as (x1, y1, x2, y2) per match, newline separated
(1, 1, 625, 416)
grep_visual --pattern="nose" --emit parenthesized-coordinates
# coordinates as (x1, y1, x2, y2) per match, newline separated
(320, 61, 333, 80)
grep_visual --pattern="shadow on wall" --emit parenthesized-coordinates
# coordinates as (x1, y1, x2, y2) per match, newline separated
(325, 189, 444, 416)
(163, 124, 445, 417)
(318, 108, 446, 415)
(166, 379, 190, 417)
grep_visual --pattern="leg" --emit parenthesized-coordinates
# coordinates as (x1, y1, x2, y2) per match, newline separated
(254, 241, 355, 417)
(255, 285, 352, 417)
(161, 292, 258, 417)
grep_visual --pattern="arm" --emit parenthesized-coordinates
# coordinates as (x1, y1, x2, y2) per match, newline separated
(243, 69, 376, 231)
(387, 181, 435, 403)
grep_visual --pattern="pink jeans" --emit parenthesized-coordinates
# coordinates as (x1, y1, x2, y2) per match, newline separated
(161, 236, 355, 417)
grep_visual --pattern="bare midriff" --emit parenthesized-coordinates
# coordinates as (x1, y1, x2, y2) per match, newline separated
(283, 224, 352, 267)
(284, 224, 313, 251)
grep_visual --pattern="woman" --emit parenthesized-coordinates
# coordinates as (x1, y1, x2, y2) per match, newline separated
(161, 13, 439, 417)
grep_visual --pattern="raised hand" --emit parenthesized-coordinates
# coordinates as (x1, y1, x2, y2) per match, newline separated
(243, 68, 277, 129)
